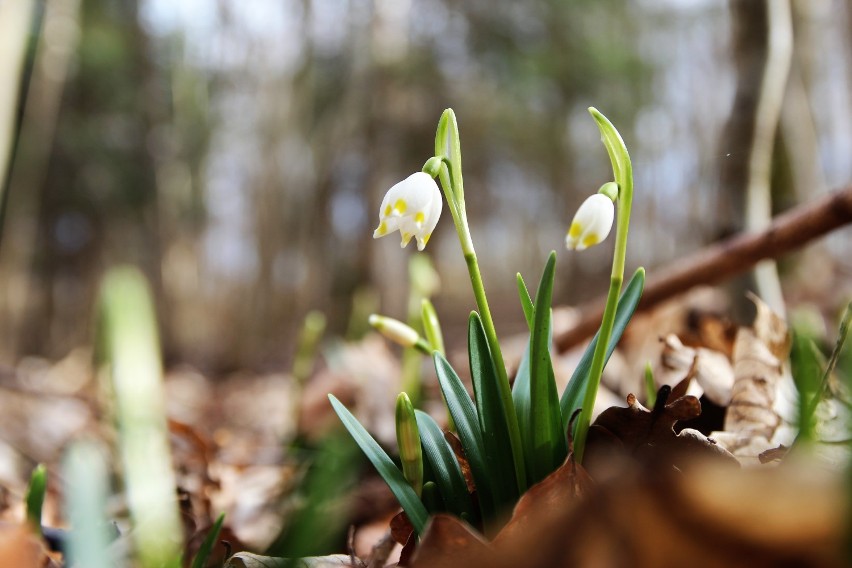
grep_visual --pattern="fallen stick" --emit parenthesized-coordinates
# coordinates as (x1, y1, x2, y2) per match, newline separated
(555, 186, 852, 353)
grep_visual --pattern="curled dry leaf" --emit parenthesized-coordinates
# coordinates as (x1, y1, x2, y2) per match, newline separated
(714, 295, 796, 457)
(409, 515, 497, 568)
(584, 386, 739, 479)
(656, 334, 735, 406)
(224, 552, 365, 568)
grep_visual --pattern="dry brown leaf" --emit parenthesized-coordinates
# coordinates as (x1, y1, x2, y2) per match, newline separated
(389, 511, 413, 546)
(0, 524, 48, 568)
(409, 514, 498, 568)
(584, 388, 739, 479)
(442, 432, 476, 495)
(718, 295, 794, 457)
(407, 460, 847, 568)
(656, 334, 735, 406)
(225, 552, 364, 568)
(492, 455, 592, 551)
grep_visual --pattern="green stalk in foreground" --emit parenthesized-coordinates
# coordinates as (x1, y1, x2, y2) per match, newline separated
(573, 108, 634, 463)
(98, 267, 183, 568)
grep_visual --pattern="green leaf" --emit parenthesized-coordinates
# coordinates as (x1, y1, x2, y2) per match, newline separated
(433, 352, 495, 521)
(414, 410, 473, 519)
(589, 107, 632, 189)
(191, 513, 225, 568)
(468, 312, 518, 510)
(560, 267, 645, 432)
(516, 273, 534, 329)
(511, 334, 534, 478)
(25, 464, 47, 535)
(421, 299, 445, 355)
(528, 252, 565, 482)
(436, 109, 465, 203)
(328, 395, 429, 535)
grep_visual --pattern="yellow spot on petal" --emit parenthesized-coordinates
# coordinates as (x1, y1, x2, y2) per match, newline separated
(569, 222, 582, 239)
(423, 233, 431, 246)
(401, 232, 413, 247)
(414, 212, 425, 226)
(394, 199, 407, 214)
(384, 204, 392, 217)
(582, 234, 599, 248)
(376, 221, 387, 235)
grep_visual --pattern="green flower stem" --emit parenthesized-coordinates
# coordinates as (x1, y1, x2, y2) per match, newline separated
(574, 108, 634, 464)
(431, 109, 527, 492)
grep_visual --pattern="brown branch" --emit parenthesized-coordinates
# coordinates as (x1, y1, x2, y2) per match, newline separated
(555, 186, 852, 353)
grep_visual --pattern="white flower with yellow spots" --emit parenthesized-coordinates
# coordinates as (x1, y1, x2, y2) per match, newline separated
(565, 193, 615, 251)
(373, 172, 443, 251)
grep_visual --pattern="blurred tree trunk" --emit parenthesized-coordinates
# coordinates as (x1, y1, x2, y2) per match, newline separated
(0, 0, 35, 216)
(16, 0, 162, 357)
(779, 0, 826, 204)
(718, 0, 791, 316)
(0, 0, 80, 359)
(717, 0, 769, 236)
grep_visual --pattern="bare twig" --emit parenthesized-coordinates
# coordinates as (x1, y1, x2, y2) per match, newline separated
(555, 186, 852, 353)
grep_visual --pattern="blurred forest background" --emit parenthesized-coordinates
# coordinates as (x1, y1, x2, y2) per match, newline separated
(1, 0, 851, 374)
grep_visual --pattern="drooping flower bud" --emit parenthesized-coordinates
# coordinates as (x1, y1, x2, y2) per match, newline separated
(565, 193, 615, 251)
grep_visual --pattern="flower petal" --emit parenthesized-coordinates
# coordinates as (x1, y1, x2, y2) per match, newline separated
(565, 194, 614, 251)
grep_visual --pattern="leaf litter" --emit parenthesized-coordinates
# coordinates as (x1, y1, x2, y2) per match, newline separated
(0, 296, 849, 566)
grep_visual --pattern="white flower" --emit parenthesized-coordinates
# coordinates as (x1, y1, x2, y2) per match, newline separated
(373, 172, 443, 251)
(565, 193, 614, 251)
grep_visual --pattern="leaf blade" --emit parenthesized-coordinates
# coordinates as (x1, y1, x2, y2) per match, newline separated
(560, 267, 646, 432)
(433, 352, 495, 521)
(468, 312, 518, 510)
(191, 513, 225, 568)
(328, 395, 429, 534)
(414, 410, 474, 520)
(529, 252, 565, 482)
(516, 273, 534, 329)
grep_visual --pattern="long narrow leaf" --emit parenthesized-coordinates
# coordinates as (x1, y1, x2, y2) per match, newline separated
(516, 273, 533, 328)
(191, 513, 225, 568)
(414, 410, 474, 520)
(511, 334, 534, 478)
(328, 395, 428, 534)
(529, 252, 565, 482)
(468, 312, 518, 509)
(433, 352, 495, 521)
(560, 267, 646, 431)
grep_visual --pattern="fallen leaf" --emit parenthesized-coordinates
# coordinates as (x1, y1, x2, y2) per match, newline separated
(409, 515, 497, 568)
(389, 511, 413, 546)
(442, 431, 476, 495)
(584, 387, 739, 479)
(492, 454, 592, 550)
(0, 523, 48, 568)
(718, 296, 795, 457)
(656, 334, 735, 406)
(225, 552, 364, 568)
